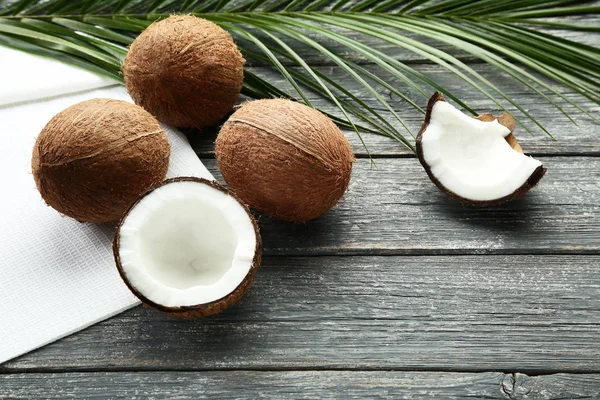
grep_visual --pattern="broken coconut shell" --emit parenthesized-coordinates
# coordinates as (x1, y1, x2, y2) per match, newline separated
(474, 112, 523, 154)
(32, 98, 170, 223)
(113, 177, 262, 318)
(123, 15, 244, 129)
(416, 92, 546, 206)
(215, 99, 354, 222)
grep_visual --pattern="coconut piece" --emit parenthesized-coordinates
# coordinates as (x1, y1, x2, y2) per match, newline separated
(416, 92, 546, 206)
(113, 177, 261, 318)
(32, 98, 170, 223)
(215, 99, 354, 222)
(123, 15, 244, 129)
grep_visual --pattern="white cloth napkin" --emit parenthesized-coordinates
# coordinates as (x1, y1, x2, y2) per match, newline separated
(0, 47, 213, 364)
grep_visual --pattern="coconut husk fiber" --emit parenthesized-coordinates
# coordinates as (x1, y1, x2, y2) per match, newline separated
(123, 15, 245, 129)
(216, 99, 355, 222)
(32, 98, 170, 223)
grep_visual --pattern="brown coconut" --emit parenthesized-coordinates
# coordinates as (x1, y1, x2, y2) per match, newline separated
(32, 98, 170, 223)
(122, 15, 245, 129)
(215, 99, 354, 222)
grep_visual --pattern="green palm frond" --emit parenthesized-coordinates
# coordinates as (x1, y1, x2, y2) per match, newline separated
(1, 0, 599, 153)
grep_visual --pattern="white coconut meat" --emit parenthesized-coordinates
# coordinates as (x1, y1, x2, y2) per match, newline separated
(117, 179, 258, 307)
(419, 100, 543, 202)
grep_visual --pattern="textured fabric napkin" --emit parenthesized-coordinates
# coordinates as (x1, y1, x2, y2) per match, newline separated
(0, 47, 213, 364)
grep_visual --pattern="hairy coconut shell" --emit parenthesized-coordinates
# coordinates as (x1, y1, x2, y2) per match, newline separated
(216, 99, 354, 222)
(32, 98, 170, 223)
(416, 92, 546, 207)
(113, 177, 262, 318)
(123, 15, 245, 129)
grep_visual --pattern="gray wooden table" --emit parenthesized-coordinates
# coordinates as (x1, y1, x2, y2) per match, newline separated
(1, 16, 600, 400)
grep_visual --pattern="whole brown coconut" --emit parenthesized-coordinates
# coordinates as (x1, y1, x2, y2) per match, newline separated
(216, 99, 354, 222)
(123, 15, 245, 128)
(32, 98, 170, 223)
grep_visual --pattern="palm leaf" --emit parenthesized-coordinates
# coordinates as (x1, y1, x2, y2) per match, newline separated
(1, 0, 599, 153)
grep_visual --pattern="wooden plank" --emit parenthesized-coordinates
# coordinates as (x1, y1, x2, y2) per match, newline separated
(0, 371, 507, 399)
(3, 255, 599, 372)
(192, 64, 600, 157)
(2, 371, 599, 399)
(195, 157, 600, 255)
(506, 373, 600, 399)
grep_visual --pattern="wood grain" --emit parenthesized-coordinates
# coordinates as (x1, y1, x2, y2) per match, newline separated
(198, 157, 600, 255)
(506, 373, 600, 400)
(3, 371, 599, 399)
(1, 372, 600, 400)
(3, 255, 599, 372)
(0, 371, 508, 399)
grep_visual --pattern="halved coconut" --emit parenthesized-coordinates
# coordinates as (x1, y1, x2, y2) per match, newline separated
(113, 177, 261, 318)
(416, 92, 546, 206)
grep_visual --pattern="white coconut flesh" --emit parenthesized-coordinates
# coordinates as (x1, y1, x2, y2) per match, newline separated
(420, 101, 543, 201)
(117, 180, 257, 307)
